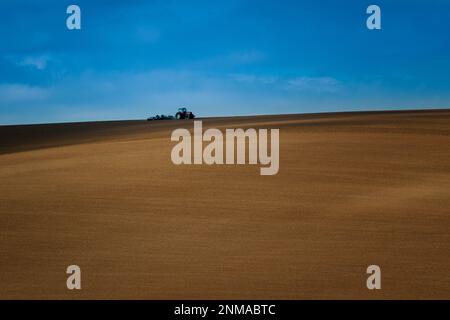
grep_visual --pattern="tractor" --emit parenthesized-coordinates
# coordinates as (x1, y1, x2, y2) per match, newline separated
(175, 107, 195, 120)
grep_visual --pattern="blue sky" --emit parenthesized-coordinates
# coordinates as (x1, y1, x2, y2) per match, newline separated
(1, 0, 449, 124)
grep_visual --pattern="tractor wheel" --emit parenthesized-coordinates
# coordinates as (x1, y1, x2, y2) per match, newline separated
(176, 112, 182, 120)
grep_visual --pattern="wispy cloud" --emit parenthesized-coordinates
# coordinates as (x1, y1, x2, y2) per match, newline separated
(0, 84, 50, 103)
(195, 50, 266, 67)
(17, 55, 52, 70)
(229, 73, 278, 85)
(286, 77, 340, 93)
(134, 27, 160, 43)
(229, 73, 340, 93)
(226, 50, 266, 64)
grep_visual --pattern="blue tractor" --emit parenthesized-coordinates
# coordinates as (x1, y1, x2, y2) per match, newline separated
(175, 107, 195, 120)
